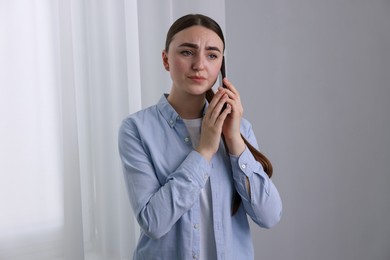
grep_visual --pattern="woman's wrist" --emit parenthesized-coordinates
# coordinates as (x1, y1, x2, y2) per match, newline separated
(225, 136, 246, 156)
(195, 147, 213, 162)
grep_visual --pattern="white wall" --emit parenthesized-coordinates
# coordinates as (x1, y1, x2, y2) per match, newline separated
(226, 1, 390, 260)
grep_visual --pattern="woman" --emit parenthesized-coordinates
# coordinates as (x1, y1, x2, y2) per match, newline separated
(118, 14, 282, 260)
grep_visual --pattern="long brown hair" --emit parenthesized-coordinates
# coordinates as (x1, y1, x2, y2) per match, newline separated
(165, 14, 273, 215)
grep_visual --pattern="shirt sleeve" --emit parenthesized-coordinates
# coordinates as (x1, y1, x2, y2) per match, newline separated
(229, 125, 282, 229)
(118, 119, 211, 239)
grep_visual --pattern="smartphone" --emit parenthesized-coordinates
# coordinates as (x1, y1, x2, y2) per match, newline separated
(220, 56, 227, 88)
(220, 56, 227, 111)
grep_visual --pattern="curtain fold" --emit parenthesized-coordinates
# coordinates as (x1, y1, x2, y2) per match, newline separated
(58, 0, 85, 258)
(64, 0, 142, 258)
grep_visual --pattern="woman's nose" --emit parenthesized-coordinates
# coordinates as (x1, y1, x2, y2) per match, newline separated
(192, 55, 205, 71)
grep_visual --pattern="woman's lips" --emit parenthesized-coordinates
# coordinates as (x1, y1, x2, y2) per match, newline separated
(188, 76, 206, 83)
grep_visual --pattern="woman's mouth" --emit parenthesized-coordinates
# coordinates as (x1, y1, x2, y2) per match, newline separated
(188, 76, 206, 83)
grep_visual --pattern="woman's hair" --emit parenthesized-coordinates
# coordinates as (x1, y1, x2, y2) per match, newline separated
(165, 14, 225, 52)
(165, 14, 273, 215)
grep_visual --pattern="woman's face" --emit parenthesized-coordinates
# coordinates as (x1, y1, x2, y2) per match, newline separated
(163, 25, 224, 96)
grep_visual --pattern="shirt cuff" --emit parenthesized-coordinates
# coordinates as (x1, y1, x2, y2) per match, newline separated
(182, 150, 212, 188)
(230, 146, 268, 180)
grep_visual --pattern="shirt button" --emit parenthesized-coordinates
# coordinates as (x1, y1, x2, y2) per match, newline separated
(241, 164, 247, 169)
(169, 120, 174, 125)
(193, 254, 198, 259)
(184, 137, 190, 143)
(194, 223, 199, 229)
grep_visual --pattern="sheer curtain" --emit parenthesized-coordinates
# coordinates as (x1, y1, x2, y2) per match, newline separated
(0, 0, 225, 259)
(0, 0, 141, 259)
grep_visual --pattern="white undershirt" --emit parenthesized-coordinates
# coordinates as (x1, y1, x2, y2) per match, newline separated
(183, 118, 217, 260)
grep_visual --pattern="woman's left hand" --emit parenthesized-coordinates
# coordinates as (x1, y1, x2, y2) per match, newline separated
(220, 78, 246, 156)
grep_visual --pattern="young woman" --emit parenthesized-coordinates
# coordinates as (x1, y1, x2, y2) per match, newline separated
(118, 14, 282, 260)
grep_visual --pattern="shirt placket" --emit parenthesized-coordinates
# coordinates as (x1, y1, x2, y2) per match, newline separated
(191, 198, 201, 259)
(210, 148, 226, 260)
(174, 118, 202, 259)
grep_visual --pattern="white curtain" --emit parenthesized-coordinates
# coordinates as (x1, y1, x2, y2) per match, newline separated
(0, 0, 225, 259)
(0, 0, 142, 259)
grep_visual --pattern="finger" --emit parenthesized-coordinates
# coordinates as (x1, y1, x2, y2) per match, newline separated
(211, 89, 228, 106)
(216, 104, 232, 126)
(209, 93, 229, 123)
(215, 104, 232, 129)
(220, 79, 240, 101)
(223, 78, 238, 93)
(204, 90, 226, 118)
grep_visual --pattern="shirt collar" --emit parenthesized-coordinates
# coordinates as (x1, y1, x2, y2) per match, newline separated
(157, 94, 209, 127)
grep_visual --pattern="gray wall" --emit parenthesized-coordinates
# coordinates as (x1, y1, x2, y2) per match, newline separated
(226, 1, 390, 260)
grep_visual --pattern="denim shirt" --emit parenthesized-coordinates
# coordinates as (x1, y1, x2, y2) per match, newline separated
(118, 94, 282, 260)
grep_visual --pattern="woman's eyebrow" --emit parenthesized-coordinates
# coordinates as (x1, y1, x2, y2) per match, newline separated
(206, 46, 222, 53)
(178, 42, 222, 53)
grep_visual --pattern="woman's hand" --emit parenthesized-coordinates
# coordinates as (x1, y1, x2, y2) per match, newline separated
(220, 78, 246, 156)
(196, 88, 232, 161)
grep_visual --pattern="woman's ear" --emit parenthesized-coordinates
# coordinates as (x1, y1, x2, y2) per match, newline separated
(162, 51, 169, 71)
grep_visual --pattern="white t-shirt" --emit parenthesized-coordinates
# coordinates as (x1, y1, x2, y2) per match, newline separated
(183, 118, 217, 260)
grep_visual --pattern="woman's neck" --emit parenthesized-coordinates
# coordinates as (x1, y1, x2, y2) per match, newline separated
(167, 91, 205, 119)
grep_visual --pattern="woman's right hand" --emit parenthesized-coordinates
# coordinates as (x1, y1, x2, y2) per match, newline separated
(196, 89, 232, 161)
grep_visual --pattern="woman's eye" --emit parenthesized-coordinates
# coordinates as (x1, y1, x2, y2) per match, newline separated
(181, 50, 193, 56)
(208, 54, 218, 60)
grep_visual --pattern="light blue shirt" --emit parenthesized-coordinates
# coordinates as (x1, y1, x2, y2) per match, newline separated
(118, 94, 282, 260)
